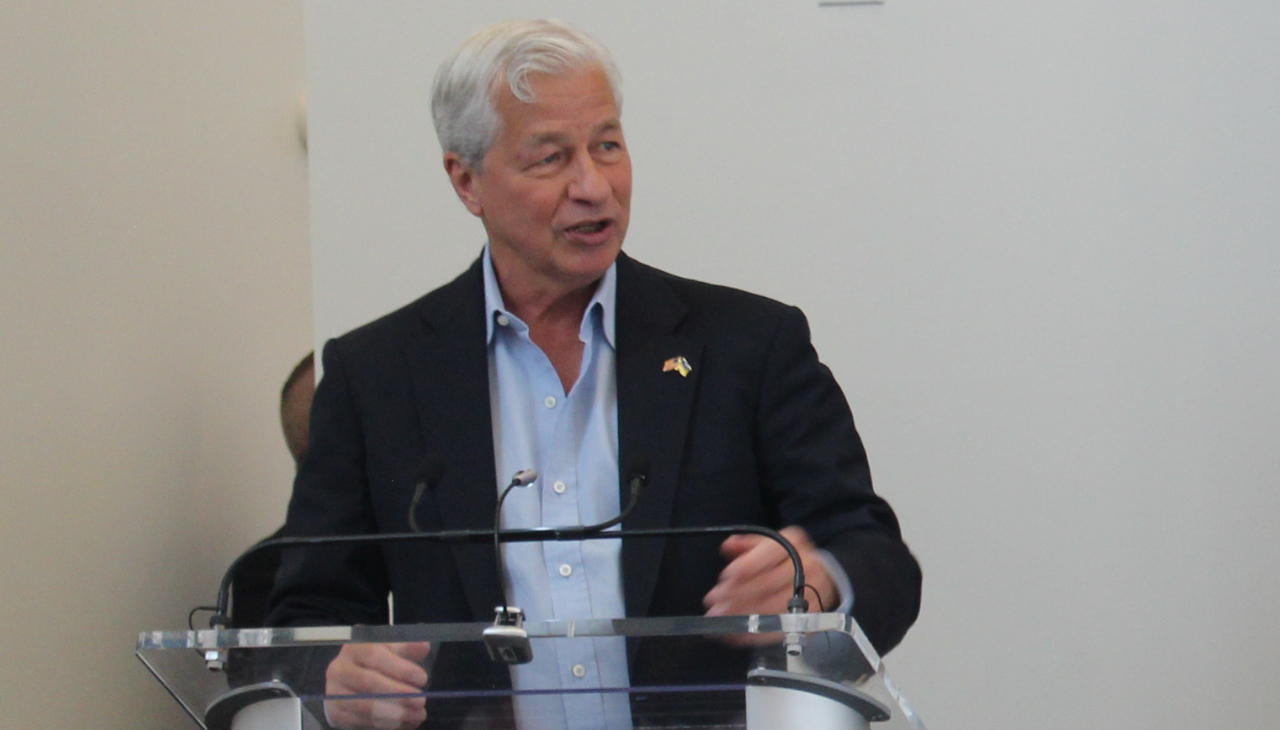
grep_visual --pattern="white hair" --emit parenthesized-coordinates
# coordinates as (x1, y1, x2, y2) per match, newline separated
(431, 19, 622, 169)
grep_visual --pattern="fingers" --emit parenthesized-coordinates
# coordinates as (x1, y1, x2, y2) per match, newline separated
(325, 643, 431, 730)
(718, 535, 789, 580)
(704, 526, 833, 617)
(718, 533, 766, 561)
(329, 642, 430, 689)
(704, 561, 794, 615)
(705, 532, 791, 616)
(777, 525, 815, 548)
(326, 696, 426, 730)
(392, 641, 433, 664)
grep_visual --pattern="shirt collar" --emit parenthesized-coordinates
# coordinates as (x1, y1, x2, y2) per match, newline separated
(482, 245, 617, 348)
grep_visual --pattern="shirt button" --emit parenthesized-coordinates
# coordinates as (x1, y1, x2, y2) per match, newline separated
(558, 563, 573, 577)
(496, 314, 510, 327)
(553, 481, 567, 494)
(544, 396, 557, 408)
(572, 664, 587, 678)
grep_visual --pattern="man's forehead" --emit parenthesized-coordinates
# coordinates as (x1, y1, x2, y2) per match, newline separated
(523, 118, 622, 145)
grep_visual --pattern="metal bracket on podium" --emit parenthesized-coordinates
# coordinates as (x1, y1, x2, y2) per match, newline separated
(483, 605, 535, 665)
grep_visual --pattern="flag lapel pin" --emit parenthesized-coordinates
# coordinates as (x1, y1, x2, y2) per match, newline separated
(662, 356, 692, 377)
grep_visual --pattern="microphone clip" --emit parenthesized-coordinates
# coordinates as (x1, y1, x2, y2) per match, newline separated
(482, 606, 534, 665)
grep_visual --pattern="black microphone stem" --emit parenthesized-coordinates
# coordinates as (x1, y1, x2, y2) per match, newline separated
(492, 479, 525, 616)
(210, 521, 807, 628)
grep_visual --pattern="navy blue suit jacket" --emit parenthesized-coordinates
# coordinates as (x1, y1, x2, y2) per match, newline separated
(267, 253, 920, 657)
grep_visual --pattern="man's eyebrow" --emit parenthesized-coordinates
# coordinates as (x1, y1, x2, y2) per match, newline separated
(528, 131, 569, 146)
(525, 120, 622, 147)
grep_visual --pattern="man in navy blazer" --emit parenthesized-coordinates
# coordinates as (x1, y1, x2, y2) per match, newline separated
(267, 18, 920, 729)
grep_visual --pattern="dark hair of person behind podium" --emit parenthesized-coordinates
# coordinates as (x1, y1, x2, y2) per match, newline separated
(228, 352, 315, 628)
(279, 351, 315, 467)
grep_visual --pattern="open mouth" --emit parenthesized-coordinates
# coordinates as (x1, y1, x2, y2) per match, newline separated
(567, 220, 609, 235)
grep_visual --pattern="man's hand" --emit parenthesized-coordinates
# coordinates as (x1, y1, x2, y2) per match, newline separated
(703, 526, 837, 617)
(323, 641, 432, 730)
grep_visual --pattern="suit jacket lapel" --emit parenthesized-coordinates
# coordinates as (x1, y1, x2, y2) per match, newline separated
(615, 254, 702, 617)
(401, 254, 702, 621)
(403, 259, 502, 620)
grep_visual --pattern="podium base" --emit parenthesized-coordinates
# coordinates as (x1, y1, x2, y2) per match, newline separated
(230, 697, 301, 730)
(746, 667, 891, 730)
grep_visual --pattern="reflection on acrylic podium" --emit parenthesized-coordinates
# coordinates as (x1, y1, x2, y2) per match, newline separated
(138, 612, 926, 730)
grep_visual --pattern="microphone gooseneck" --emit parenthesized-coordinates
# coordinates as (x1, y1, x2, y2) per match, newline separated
(575, 459, 649, 535)
(484, 468, 539, 664)
(493, 468, 538, 616)
(208, 457, 810, 633)
(407, 454, 445, 532)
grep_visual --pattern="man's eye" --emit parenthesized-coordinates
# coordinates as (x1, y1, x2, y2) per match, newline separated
(537, 152, 561, 165)
(600, 141, 621, 152)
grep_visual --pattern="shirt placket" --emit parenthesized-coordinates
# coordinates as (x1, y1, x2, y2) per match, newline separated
(541, 333, 611, 726)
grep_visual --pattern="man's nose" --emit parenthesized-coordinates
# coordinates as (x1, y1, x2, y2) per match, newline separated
(567, 153, 611, 204)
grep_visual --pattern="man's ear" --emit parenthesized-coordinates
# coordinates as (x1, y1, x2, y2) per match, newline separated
(444, 153, 484, 217)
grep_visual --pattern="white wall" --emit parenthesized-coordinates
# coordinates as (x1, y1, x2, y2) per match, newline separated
(305, 1, 1280, 729)
(0, 3, 311, 727)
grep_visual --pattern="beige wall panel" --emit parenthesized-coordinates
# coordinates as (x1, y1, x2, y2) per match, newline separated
(0, 2, 311, 727)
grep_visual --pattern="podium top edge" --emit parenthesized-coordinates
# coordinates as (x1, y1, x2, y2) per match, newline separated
(137, 612, 862, 651)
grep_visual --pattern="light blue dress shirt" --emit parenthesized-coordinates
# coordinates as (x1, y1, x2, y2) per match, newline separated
(483, 248, 632, 730)
(480, 247, 854, 729)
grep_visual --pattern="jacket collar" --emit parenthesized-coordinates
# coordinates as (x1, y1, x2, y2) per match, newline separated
(408, 252, 702, 619)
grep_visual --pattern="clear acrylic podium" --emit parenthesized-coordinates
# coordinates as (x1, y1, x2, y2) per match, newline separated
(138, 612, 925, 730)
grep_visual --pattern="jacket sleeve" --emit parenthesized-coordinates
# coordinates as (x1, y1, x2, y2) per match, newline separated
(754, 305, 922, 655)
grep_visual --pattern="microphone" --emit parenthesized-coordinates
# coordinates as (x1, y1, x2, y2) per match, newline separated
(207, 456, 811, 660)
(492, 467, 538, 613)
(481, 460, 647, 664)
(577, 457, 649, 535)
(484, 468, 538, 665)
(407, 454, 445, 532)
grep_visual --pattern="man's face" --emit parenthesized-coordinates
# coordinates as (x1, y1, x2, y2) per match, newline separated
(446, 65, 631, 296)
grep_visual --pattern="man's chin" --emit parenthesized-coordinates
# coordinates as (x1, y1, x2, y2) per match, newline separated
(557, 240, 623, 280)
